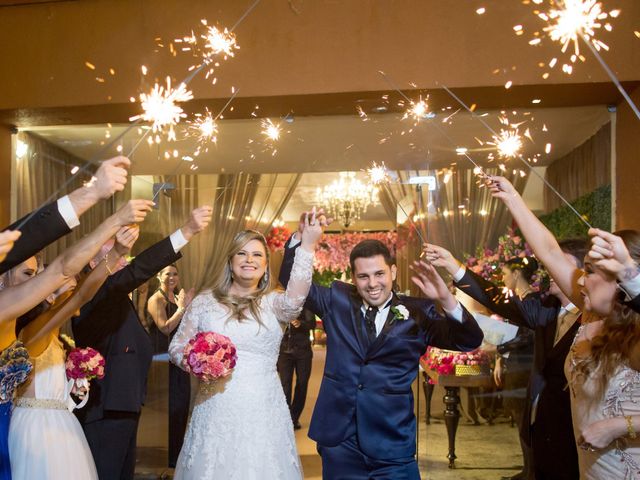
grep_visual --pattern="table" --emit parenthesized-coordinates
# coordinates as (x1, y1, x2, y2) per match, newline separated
(420, 359, 494, 468)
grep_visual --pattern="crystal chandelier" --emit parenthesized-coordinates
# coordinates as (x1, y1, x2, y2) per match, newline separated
(316, 172, 379, 228)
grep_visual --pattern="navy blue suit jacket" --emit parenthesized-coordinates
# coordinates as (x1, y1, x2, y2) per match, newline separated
(280, 239, 483, 459)
(73, 237, 181, 424)
(0, 202, 71, 274)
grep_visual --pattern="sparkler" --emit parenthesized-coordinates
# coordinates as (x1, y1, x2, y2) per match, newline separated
(187, 108, 219, 156)
(403, 98, 430, 122)
(528, 0, 640, 120)
(489, 126, 524, 159)
(129, 76, 193, 141)
(440, 83, 593, 228)
(261, 119, 281, 141)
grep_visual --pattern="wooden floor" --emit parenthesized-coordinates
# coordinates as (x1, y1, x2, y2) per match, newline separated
(135, 347, 523, 479)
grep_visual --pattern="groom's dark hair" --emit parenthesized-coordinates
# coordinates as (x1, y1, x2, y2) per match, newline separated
(349, 240, 395, 272)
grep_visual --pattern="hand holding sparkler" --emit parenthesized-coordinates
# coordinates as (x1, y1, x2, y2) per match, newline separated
(588, 228, 639, 283)
(92, 156, 131, 199)
(422, 244, 463, 276)
(486, 176, 519, 202)
(410, 260, 458, 311)
(180, 206, 213, 241)
(0, 230, 21, 264)
(115, 200, 155, 226)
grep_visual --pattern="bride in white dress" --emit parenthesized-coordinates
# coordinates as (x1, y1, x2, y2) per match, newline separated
(169, 214, 323, 479)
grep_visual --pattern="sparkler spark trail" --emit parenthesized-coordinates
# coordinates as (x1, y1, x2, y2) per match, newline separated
(367, 162, 391, 185)
(526, 1, 640, 119)
(187, 108, 219, 156)
(261, 119, 281, 141)
(542, 0, 617, 56)
(403, 98, 430, 122)
(129, 76, 193, 141)
(490, 127, 524, 159)
(439, 83, 593, 228)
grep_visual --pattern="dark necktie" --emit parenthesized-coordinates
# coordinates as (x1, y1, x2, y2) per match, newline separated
(364, 305, 378, 345)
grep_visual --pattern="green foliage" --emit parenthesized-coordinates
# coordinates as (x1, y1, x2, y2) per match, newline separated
(538, 184, 611, 240)
(312, 269, 345, 287)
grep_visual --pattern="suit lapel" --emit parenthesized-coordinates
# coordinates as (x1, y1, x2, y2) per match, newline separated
(349, 291, 367, 358)
(366, 294, 400, 358)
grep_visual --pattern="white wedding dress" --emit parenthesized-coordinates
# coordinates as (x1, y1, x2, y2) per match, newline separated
(169, 247, 314, 480)
(8, 338, 98, 480)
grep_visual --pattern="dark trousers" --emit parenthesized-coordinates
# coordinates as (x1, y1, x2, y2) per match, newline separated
(82, 411, 140, 480)
(318, 434, 420, 480)
(169, 362, 191, 467)
(277, 350, 312, 423)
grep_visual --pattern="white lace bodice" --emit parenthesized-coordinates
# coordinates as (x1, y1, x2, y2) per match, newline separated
(168, 246, 314, 480)
(566, 325, 640, 479)
(17, 339, 68, 402)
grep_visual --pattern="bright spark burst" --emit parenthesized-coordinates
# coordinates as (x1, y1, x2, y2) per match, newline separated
(403, 98, 430, 121)
(489, 127, 524, 159)
(261, 119, 281, 141)
(187, 108, 218, 155)
(130, 77, 193, 141)
(527, 0, 620, 77)
(367, 162, 391, 185)
(174, 20, 239, 83)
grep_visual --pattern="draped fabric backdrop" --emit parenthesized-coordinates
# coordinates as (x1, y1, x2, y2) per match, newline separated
(379, 168, 527, 294)
(14, 132, 114, 263)
(150, 173, 301, 294)
(544, 122, 611, 212)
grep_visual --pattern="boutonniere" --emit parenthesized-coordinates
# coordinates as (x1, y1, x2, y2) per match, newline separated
(390, 305, 410, 324)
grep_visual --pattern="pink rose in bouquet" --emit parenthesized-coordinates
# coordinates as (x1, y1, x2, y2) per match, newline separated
(182, 331, 237, 383)
(65, 347, 105, 398)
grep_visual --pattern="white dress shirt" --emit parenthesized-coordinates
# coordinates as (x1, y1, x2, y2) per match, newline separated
(56, 195, 80, 229)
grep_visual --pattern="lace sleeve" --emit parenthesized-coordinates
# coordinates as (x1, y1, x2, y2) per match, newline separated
(273, 247, 314, 323)
(168, 292, 209, 369)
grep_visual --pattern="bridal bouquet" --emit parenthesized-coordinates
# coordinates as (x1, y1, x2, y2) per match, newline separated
(182, 331, 237, 383)
(65, 347, 105, 399)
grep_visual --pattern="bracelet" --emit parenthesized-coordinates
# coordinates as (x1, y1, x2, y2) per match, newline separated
(625, 415, 637, 439)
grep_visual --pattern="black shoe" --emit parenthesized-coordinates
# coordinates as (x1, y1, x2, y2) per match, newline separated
(293, 421, 302, 430)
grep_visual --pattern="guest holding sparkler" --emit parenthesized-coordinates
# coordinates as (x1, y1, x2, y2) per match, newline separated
(0, 156, 130, 275)
(487, 175, 640, 479)
(424, 240, 588, 480)
(9, 225, 139, 480)
(72, 206, 211, 480)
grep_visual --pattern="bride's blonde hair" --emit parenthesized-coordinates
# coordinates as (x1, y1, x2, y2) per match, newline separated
(202, 230, 272, 323)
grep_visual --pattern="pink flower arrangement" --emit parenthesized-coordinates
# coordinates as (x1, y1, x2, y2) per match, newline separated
(314, 231, 401, 274)
(464, 226, 548, 291)
(422, 346, 489, 377)
(266, 226, 292, 252)
(65, 347, 105, 397)
(182, 331, 237, 383)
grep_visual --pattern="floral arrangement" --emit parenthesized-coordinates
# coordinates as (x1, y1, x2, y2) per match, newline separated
(422, 346, 490, 377)
(265, 226, 292, 251)
(314, 231, 400, 275)
(0, 341, 32, 403)
(65, 347, 105, 399)
(182, 331, 237, 383)
(464, 226, 548, 291)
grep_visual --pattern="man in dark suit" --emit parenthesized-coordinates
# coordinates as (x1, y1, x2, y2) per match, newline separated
(280, 231, 483, 479)
(277, 306, 316, 430)
(72, 206, 212, 480)
(0, 156, 129, 274)
(424, 239, 588, 480)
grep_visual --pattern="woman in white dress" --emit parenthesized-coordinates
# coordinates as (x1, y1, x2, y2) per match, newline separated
(169, 212, 323, 480)
(488, 176, 640, 479)
(8, 226, 138, 480)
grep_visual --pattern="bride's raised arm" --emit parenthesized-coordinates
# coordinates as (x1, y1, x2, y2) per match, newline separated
(273, 209, 324, 323)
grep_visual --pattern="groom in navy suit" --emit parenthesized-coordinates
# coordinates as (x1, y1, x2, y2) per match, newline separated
(280, 228, 483, 479)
